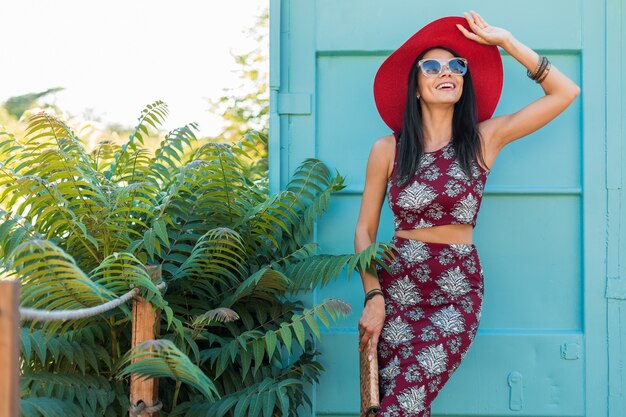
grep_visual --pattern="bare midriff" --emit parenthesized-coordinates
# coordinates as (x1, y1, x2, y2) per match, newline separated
(394, 224, 474, 244)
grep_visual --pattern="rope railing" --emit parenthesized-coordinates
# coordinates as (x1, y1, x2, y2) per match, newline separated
(1, 267, 167, 417)
(19, 282, 167, 322)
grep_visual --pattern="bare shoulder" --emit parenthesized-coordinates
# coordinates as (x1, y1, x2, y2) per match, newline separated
(372, 133, 395, 150)
(369, 133, 396, 178)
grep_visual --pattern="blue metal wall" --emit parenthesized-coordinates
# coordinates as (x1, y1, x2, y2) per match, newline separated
(269, 1, 623, 415)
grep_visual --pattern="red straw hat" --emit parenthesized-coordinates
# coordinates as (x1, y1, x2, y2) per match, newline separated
(373, 16, 503, 133)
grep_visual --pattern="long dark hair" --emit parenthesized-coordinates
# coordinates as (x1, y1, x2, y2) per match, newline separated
(394, 46, 487, 186)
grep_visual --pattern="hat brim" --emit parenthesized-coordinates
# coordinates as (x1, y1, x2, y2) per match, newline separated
(373, 16, 503, 132)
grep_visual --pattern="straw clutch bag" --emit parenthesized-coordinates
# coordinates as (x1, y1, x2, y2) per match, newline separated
(359, 339, 380, 416)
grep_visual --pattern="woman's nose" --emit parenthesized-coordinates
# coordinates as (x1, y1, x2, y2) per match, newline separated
(439, 65, 453, 76)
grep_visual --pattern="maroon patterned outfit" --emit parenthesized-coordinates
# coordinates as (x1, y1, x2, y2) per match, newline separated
(374, 132, 490, 416)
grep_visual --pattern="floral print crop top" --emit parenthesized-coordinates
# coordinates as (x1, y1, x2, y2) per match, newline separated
(386, 131, 490, 230)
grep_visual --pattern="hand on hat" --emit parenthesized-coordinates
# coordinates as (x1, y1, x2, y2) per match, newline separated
(456, 11, 511, 47)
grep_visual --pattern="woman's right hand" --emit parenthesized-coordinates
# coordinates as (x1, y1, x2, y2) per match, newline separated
(456, 10, 512, 48)
(358, 295, 386, 360)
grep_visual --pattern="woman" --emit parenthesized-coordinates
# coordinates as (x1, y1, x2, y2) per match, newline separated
(355, 11, 580, 416)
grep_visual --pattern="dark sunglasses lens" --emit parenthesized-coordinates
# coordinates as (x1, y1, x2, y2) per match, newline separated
(421, 60, 441, 75)
(449, 58, 467, 75)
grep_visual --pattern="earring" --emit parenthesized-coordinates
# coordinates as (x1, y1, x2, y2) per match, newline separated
(416, 94, 420, 100)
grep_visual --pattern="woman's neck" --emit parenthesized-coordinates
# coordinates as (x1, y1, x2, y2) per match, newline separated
(420, 106, 454, 145)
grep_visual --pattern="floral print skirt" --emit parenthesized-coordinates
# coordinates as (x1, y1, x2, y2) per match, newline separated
(375, 235, 484, 417)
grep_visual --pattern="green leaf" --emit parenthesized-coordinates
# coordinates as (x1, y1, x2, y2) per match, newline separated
(233, 395, 250, 417)
(252, 339, 265, 375)
(316, 308, 330, 329)
(215, 397, 238, 417)
(143, 229, 155, 259)
(292, 319, 305, 348)
(277, 323, 292, 354)
(265, 330, 277, 360)
(262, 391, 276, 417)
(153, 218, 169, 246)
(304, 313, 321, 339)
(240, 347, 252, 380)
(278, 386, 289, 416)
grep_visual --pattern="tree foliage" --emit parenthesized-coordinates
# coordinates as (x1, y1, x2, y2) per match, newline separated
(3, 87, 64, 120)
(207, 5, 269, 178)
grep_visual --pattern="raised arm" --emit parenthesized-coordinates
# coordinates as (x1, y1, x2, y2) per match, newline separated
(458, 11, 581, 151)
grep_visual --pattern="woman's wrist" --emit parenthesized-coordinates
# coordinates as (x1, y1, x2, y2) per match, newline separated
(499, 34, 544, 79)
(364, 288, 384, 307)
(499, 32, 516, 51)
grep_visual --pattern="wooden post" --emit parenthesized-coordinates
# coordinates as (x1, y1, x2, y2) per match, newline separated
(130, 265, 162, 417)
(0, 280, 20, 417)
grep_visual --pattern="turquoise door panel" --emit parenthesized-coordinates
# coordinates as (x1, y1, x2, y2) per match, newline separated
(270, 0, 617, 415)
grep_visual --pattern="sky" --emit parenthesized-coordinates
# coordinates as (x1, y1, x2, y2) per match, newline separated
(0, 1, 268, 136)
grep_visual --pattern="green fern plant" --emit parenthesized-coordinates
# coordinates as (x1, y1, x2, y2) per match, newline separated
(0, 101, 394, 416)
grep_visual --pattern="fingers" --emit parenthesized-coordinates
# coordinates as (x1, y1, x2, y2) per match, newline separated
(359, 331, 379, 360)
(369, 332, 380, 360)
(472, 10, 489, 28)
(358, 323, 376, 357)
(455, 23, 487, 45)
(463, 11, 483, 34)
(358, 322, 381, 360)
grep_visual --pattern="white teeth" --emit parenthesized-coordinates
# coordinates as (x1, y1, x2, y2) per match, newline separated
(437, 83, 454, 90)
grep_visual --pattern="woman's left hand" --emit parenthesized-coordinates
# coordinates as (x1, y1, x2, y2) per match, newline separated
(456, 10, 512, 47)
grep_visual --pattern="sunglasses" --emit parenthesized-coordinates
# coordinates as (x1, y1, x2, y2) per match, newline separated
(417, 57, 468, 77)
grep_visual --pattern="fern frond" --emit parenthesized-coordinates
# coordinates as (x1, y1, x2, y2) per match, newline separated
(23, 112, 74, 149)
(0, 209, 39, 264)
(190, 307, 240, 339)
(21, 372, 115, 415)
(116, 339, 219, 400)
(128, 100, 169, 148)
(20, 113, 92, 177)
(20, 397, 82, 417)
(91, 140, 121, 172)
(284, 241, 396, 292)
(90, 252, 166, 309)
(233, 190, 299, 257)
(104, 100, 168, 180)
(0, 130, 24, 168)
(231, 130, 269, 182)
(171, 377, 301, 417)
(220, 266, 290, 308)
(11, 240, 114, 312)
(284, 159, 346, 247)
(185, 142, 255, 225)
(220, 298, 351, 379)
(268, 243, 319, 270)
(21, 328, 112, 374)
(170, 227, 246, 283)
(149, 123, 198, 184)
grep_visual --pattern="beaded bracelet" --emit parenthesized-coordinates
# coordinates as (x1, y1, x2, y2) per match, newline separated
(527, 56, 543, 79)
(535, 60, 552, 84)
(526, 56, 550, 81)
(364, 288, 384, 307)
(537, 58, 549, 80)
(534, 57, 550, 82)
(528, 56, 548, 81)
